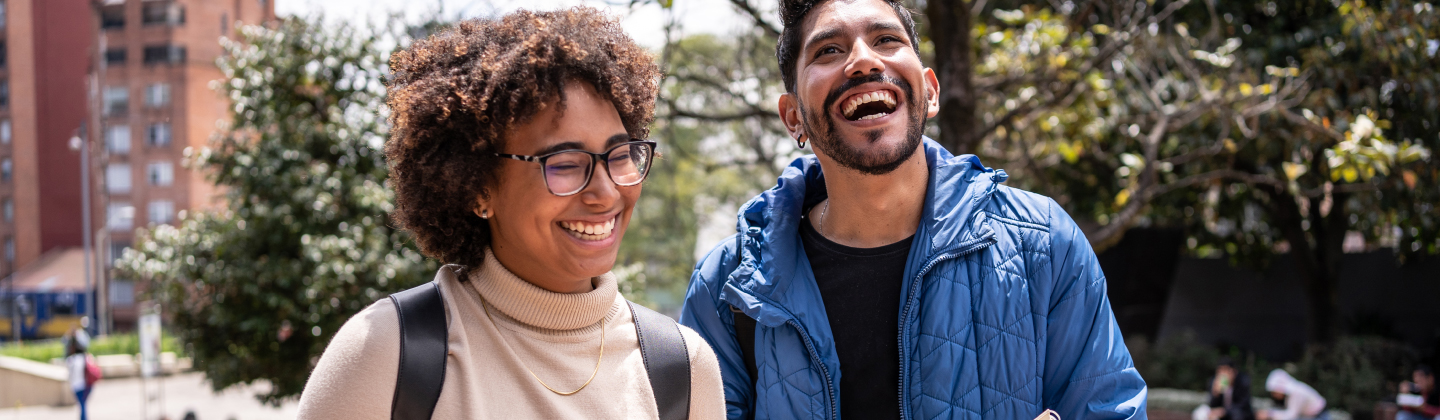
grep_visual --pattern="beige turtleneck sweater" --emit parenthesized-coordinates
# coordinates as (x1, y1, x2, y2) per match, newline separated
(296, 251, 724, 419)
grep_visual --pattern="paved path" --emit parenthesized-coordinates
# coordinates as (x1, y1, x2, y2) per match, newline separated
(1, 372, 298, 420)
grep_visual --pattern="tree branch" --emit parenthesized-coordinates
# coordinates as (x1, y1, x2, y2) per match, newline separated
(728, 0, 781, 38)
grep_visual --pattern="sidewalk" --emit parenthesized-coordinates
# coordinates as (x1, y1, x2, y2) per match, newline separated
(2, 372, 299, 420)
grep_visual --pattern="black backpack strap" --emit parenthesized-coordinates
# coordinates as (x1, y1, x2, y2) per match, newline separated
(628, 300, 691, 420)
(389, 280, 449, 420)
(730, 306, 759, 398)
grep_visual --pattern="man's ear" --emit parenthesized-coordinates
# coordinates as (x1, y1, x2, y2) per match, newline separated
(923, 67, 941, 119)
(778, 93, 806, 140)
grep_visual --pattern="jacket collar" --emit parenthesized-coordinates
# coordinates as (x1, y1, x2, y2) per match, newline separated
(720, 137, 1007, 325)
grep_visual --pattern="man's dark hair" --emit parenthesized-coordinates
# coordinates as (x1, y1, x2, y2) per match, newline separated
(385, 8, 660, 268)
(1419, 364, 1435, 377)
(776, 0, 922, 93)
(1217, 356, 1236, 369)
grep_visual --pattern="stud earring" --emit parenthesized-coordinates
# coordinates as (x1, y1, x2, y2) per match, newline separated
(476, 208, 490, 219)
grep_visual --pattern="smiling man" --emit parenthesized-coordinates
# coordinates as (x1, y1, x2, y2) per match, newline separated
(678, 0, 1148, 419)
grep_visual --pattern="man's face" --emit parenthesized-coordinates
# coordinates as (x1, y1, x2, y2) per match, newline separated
(1416, 371, 1434, 390)
(780, 0, 939, 175)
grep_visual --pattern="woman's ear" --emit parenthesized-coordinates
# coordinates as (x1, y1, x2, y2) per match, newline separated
(473, 193, 492, 219)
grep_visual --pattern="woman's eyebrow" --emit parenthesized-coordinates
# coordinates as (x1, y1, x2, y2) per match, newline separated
(532, 134, 629, 155)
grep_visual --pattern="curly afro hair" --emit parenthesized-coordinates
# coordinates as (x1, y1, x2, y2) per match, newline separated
(385, 7, 661, 268)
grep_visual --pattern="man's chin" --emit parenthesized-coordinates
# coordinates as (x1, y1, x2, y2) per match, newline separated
(820, 130, 920, 175)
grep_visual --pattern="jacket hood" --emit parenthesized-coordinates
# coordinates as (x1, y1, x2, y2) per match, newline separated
(1266, 369, 1294, 393)
(720, 138, 1007, 329)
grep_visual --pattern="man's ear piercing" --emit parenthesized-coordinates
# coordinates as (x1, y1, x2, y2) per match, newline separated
(795, 132, 807, 149)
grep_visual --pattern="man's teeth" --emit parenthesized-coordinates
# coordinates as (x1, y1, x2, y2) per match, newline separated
(857, 112, 889, 121)
(842, 90, 898, 118)
(561, 219, 615, 238)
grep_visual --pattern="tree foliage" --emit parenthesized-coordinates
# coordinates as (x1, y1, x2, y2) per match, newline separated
(114, 17, 435, 404)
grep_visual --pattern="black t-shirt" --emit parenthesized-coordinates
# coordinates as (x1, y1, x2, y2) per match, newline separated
(799, 215, 912, 420)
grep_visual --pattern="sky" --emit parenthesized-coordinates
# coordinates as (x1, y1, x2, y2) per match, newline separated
(276, 0, 764, 49)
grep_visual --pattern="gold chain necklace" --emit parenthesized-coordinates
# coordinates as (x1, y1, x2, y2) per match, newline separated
(480, 298, 606, 396)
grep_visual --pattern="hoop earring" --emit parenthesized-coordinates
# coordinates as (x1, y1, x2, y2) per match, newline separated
(795, 133, 807, 149)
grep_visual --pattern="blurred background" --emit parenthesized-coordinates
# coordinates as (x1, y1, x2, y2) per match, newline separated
(0, 0, 1435, 418)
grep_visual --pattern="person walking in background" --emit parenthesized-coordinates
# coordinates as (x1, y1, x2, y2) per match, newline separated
(1398, 365, 1440, 420)
(1199, 357, 1255, 420)
(296, 7, 724, 419)
(65, 326, 92, 420)
(679, 0, 1145, 418)
(1258, 369, 1328, 420)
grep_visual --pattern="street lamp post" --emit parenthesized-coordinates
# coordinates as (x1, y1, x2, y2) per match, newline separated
(69, 134, 94, 337)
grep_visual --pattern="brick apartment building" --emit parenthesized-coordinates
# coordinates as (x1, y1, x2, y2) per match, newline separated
(2, 0, 274, 334)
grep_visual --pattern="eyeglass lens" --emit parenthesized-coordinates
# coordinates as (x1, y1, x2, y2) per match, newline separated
(541, 142, 653, 195)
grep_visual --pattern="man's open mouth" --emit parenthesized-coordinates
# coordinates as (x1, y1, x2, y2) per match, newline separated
(841, 90, 898, 121)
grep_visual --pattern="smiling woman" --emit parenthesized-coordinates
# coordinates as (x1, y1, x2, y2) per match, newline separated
(295, 7, 724, 420)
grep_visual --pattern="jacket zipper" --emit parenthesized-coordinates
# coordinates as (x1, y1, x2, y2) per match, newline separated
(896, 236, 997, 420)
(787, 318, 837, 420)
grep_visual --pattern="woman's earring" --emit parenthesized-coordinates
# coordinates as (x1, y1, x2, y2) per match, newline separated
(476, 208, 490, 219)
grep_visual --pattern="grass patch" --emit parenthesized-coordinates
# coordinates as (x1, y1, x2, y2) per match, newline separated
(0, 333, 181, 362)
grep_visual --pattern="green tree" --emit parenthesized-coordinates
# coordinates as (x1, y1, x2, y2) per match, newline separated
(114, 16, 435, 404)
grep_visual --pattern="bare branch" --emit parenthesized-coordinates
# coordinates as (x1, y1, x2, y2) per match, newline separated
(728, 0, 782, 38)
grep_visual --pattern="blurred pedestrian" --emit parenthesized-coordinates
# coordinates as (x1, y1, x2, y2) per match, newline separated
(65, 324, 93, 420)
(1200, 357, 1255, 420)
(1398, 365, 1439, 420)
(1257, 369, 1328, 420)
(296, 7, 723, 420)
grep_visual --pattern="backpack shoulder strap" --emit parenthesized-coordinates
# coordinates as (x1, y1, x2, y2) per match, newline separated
(729, 305, 759, 390)
(389, 280, 449, 420)
(628, 300, 691, 420)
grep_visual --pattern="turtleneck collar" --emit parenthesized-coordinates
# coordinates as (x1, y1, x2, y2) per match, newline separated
(468, 249, 618, 331)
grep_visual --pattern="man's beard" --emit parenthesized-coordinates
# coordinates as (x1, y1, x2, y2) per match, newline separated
(800, 73, 926, 176)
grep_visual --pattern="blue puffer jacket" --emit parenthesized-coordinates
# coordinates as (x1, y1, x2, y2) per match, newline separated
(679, 139, 1147, 419)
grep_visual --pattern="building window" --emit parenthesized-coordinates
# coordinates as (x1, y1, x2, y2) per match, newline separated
(106, 163, 131, 193)
(100, 4, 124, 29)
(145, 83, 170, 108)
(147, 161, 173, 186)
(142, 2, 184, 26)
(0, 119, 9, 144)
(1, 158, 10, 182)
(110, 280, 135, 307)
(4, 237, 12, 265)
(0, 41, 7, 69)
(0, 1, 7, 31)
(106, 125, 131, 155)
(105, 48, 126, 66)
(148, 200, 174, 225)
(1, 80, 8, 108)
(147, 123, 172, 147)
(2, 198, 11, 222)
(109, 241, 131, 266)
(107, 202, 134, 231)
(104, 86, 129, 116)
(143, 45, 186, 65)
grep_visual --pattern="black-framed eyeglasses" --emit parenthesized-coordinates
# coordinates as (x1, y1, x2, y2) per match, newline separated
(494, 140, 657, 196)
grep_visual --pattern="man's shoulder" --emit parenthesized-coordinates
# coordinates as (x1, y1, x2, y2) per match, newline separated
(983, 185, 1068, 232)
(691, 233, 743, 286)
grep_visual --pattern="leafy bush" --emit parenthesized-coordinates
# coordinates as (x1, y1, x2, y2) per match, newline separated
(1291, 337, 1420, 420)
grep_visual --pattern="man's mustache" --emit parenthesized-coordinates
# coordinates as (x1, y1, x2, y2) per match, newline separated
(821, 73, 915, 115)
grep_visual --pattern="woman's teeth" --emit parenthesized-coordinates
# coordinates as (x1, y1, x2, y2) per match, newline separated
(561, 218, 616, 240)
